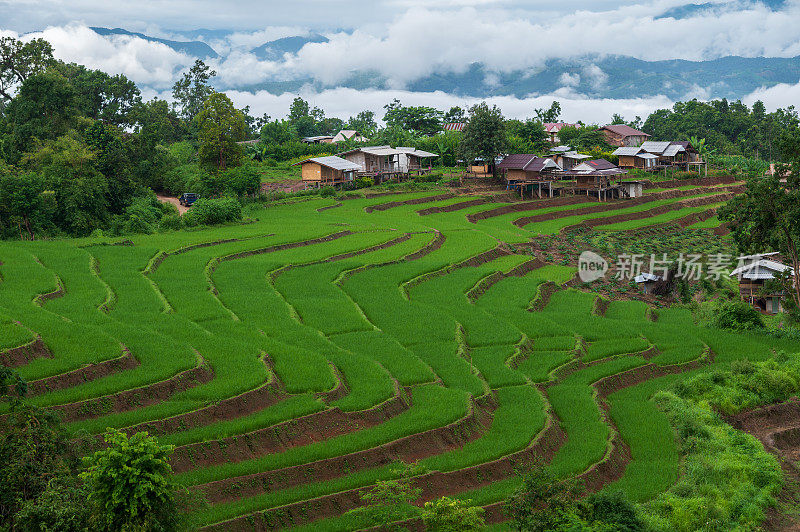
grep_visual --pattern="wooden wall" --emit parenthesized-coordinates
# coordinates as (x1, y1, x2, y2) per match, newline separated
(301, 162, 322, 181)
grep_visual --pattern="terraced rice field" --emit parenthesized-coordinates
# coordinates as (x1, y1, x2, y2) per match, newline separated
(1, 179, 797, 530)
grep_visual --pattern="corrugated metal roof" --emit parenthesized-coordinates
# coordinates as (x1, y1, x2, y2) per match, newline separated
(442, 122, 465, 131)
(543, 122, 579, 133)
(585, 159, 618, 170)
(563, 151, 591, 160)
(730, 259, 793, 278)
(635, 273, 661, 283)
(601, 124, 650, 137)
(612, 147, 642, 156)
(636, 153, 659, 159)
(294, 156, 362, 171)
(549, 145, 572, 153)
(523, 157, 561, 172)
(498, 154, 537, 170)
(397, 147, 438, 157)
(662, 144, 685, 157)
(640, 141, 672, 154)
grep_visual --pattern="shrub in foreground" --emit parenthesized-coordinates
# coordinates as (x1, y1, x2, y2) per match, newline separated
(183, 197, 242, 226)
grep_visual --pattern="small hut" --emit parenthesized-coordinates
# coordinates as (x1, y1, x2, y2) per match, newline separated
(293, 156, 362, 187)
(600, 124, 650, 147)
(730, 253, 794, 314)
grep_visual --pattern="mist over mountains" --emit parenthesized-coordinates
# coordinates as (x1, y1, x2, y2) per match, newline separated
(88, 26, 800, 102)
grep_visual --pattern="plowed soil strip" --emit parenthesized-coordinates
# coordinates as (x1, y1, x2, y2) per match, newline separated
(194, 394, 497, 504)
(512, 185, 742, 228)
(468, 196, 593, 223)
(0, 337, 52, 368)
(221, 231, 353, 262)
(364, 194, 456, 213)
(564, 193, 734, 232)
(51, 359, 213, 423)
(27, 344, 139, 396)
(169, 381, 411, 473)
(418, 197, 493, 215)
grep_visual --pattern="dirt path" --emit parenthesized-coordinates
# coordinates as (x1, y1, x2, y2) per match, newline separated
(729, 400, 800, 531)
(157, 194, 189, 215)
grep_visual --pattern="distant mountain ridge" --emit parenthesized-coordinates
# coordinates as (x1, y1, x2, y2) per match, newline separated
(87, 27, 800, 101)
(90, 27, 219, 58)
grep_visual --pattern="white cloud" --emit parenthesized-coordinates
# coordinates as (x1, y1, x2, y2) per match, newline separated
(18, 24, 192, 88)
(224, 86, 674, 125)
(559, 72, 581, 87)
(743, 80, 800, 111)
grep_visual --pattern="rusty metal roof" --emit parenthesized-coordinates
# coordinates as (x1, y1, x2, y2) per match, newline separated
(602, 124, 650, 138)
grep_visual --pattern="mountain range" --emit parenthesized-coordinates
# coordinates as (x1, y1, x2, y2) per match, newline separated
(89, 26, 800, 101)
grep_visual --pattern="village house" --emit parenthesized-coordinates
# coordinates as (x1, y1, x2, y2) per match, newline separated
(293, 156, 362, 187)
(332, 130, 368, 143)
(396, 147, 438, 173)
(338, 145, 401, 174)
(612, 146, 659, 170)
(543, 122, 580, 144)
(557, 151, 591, 171)
(730, 252, 795, 314)
(301, 135, 335, 144)
(600, 124, 651, 147)
(497, 154, 562, 197)
(565, 159, 627, 200)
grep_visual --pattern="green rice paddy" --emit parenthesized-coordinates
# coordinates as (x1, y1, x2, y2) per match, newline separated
(1, 187, 797, 530)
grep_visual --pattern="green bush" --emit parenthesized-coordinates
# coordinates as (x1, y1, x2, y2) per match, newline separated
(415, 171, 443, 183)
(183, 197, 242, 226)
(712, 300, 765, 331)
(159, 213, 183, 231)
(319, 187, 336, 197)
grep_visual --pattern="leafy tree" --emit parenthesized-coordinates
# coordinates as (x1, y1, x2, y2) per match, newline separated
(346, 110, 377, 137)
(611, 113, 626, 125)
(15, 476, 92, 532)
(0, 403, 75, 528)
(533, 101, 561, 123)
(383, 99, 443, 136)
(0, 36, 55, 102)
(0, 169, 45, 239)
(2, 71, 79, 159)
(81, 430, 181, 532)
(504, 463, 583, 531)
(172, 59, 216, 124)
(260, 120, 296, 144)
(54, 62, 141, 127)
(459, 102, 506, 176)
(444, 106, 466, 123)
(719, 166, 800, 319)
(347, 464, 422, 527)
(421, 497, 485, 531)
(193, 92, 246, 171)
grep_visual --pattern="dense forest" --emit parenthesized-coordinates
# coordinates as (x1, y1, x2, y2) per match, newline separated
(1, 36, 799, 241)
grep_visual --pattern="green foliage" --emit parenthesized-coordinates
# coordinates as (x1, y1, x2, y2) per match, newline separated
(0, 35, 55, 102)
(718, 170, 800, 313)
(0, 404, 75, 528)
(421, 497, 485, 531)
(708, 299, 765, 331)
(643, 98, 799, 161)
(15, 476, 92, 532)
(673, 355, 800, 415)
(460, 102, 506, 173)
(182, 196, 242, 226)
(645, 390, 783, 531)
(193, 92, 246, 171)
(558, 125, 613, 151)
(504, 463, 584, 531)
(171, 59, 216, 124)
(81, 429, 180, 532)
(383, 99, 443, 136)
(347, 464, 423, 527)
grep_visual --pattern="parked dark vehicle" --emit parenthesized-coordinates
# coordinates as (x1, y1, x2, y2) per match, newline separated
(179, 193, 199, 207)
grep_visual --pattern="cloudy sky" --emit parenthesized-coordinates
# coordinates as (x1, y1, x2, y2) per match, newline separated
(2, 0, 799, 123)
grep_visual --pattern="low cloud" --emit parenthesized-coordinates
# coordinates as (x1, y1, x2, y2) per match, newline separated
(224, 86, 675, 125)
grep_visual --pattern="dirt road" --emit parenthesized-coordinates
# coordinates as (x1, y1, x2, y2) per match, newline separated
(157, 194, 189, 215)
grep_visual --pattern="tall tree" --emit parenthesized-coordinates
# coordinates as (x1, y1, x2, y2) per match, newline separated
(171, 59, 216, 124)
(346, 110, 377, 137)
(533, 101, 561, 123)
(0, 37, 55, 102)
(459, 102, 507, 176)
(54, 62, 141, 127)
(383, 99, 443, 136)
(194, 92, 246, 171)
(81, 430, 181, 532)
(718, 166, 800, 320)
